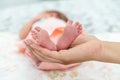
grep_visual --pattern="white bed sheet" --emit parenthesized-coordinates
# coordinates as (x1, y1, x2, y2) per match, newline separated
(0, 32, 120, 80)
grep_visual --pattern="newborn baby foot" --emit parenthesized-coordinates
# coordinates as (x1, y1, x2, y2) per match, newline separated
(57, 20, 82, 50)
(31, 27, 57, 51)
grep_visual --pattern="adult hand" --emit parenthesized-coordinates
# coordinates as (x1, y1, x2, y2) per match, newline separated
(25, 34, 102, 64)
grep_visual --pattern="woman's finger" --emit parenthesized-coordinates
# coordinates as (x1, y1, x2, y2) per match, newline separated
(32, 48, 63, 63)
(24, 40, 47, 61)
(25, 39, 67, 63)
(25, 41, 63, 63)
(30, 43, 65, 61)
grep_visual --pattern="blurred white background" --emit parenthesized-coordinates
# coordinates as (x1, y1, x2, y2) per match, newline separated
(0, 0, 41, 8)
(0, 0, 120, 34)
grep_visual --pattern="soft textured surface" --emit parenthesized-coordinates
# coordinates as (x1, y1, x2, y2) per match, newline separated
(0, 32, 120, 80)
(0, 0, 120, 79)
(0, 0, 120, 34)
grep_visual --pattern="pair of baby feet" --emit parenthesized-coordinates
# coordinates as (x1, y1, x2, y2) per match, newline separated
(31, 20, 82, 51)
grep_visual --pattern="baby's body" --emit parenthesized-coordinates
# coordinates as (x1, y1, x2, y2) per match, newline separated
(26, 18, 66, 51)
(19, 11, 83, 70)
(29, 18, 82, 51)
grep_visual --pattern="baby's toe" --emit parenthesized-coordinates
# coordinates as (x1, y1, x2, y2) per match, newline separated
(35, 26, 41, 32)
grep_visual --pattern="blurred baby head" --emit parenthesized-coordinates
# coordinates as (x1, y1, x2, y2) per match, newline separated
(37, 10, 68, 22)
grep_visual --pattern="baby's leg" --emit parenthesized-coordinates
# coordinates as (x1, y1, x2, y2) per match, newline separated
(57, 20, 82, 50)
(31, 27, 57, 51)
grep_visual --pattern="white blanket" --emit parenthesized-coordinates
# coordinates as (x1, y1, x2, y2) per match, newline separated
(0, 32, 120, 80)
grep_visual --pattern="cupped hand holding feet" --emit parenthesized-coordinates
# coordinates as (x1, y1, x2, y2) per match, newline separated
(25, 34, 120, 64)
(25, 21, 120, 64)
(24, 34, 102, 64)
